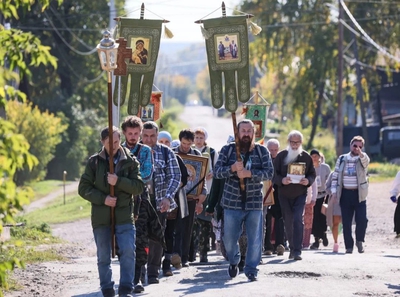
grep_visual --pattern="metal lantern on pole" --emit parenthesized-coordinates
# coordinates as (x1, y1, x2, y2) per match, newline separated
(97, 30, 119, 258)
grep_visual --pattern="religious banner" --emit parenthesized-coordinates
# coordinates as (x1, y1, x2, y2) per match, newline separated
(242, 92, 270, 142)
(136, 91, 162, 122)
(113, 18, 163, 115)
(201, 15, 250, 112)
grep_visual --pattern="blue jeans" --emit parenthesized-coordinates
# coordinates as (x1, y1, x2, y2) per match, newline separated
(223, 209, 263, 276)
(340, 189, 368, 249)
(93, 224, 136, 294)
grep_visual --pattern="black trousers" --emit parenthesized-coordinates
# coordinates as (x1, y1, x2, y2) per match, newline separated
(394, 199, 400, 234)
(173, 199, 196, 263)
(264, 206, 285, 250)
(312, 197, 328, 238)
(147, 210, 167, 278)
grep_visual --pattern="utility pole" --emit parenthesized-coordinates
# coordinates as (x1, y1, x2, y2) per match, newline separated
(336, 0, 344, 156)
(351, 26, 370, 155)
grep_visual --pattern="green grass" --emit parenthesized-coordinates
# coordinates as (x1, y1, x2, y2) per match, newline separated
(21, 193, 91, 225)
(368, 162, 400, 182)
(27, 180, 71, 201)
(1, 224, 65, 293)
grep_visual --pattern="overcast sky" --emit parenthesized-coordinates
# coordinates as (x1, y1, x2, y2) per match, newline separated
(125, 0, 242, 42)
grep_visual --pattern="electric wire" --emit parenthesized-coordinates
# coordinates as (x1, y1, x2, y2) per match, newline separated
(340, 0, 400, 62)
(43, 11, 98, 56)
(49, 6, 94, 50)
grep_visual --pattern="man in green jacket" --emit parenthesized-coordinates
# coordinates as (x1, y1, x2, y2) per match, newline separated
(78, 126, 144, 297)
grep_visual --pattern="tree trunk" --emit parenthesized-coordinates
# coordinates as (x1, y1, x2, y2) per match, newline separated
(307, 80, 325, 150)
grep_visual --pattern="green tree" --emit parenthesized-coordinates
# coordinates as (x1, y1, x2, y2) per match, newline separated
(0, 1, 62, 293)
(10, 0, 125, 179)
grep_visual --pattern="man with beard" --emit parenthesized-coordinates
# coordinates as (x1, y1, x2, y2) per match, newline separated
(121, 116, 157, 293)
(214, 119, 274, 281)
(331, 135, 369, 254)
(273, 130, 316, 261)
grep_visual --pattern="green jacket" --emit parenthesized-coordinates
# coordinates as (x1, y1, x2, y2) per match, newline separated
(78, 146, 144, 228)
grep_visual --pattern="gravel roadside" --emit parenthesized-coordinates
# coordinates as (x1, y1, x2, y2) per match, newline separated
(5, 180, 400, 297)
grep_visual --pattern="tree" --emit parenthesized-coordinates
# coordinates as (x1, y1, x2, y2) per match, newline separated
(11, 0, 126, 179)
(0, 0, 62, 293)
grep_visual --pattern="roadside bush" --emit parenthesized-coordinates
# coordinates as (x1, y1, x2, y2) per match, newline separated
(5, 100, 68, 185)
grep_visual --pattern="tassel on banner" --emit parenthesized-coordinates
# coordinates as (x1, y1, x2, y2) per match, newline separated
(163, 24, 174, 39)
(200, 25, 212, 39)
(247, 19, 262, 35)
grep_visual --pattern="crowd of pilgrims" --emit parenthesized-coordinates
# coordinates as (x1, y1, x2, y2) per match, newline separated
(78, 115, 367, 297)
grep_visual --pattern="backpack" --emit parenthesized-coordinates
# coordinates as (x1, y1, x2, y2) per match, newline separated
(201, 146, 216, 171)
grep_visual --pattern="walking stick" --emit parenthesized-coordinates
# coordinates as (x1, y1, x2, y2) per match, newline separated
(107, 71, 116, 258)
(231, 112, 245, 192)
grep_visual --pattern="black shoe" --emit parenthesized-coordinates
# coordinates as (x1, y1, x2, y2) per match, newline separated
(148, 277, 159, 284)
(322, 234, 329, 247)
(182, 262, 190, 267)
(310, 241, 320, 250)
(102, 288, 115, 297)
(345, 248, 353, 254)
(288, 251, 294, 259)
(356, 241, 364, 253)
(294, 255, 302, 261)
(200, 254, 208, 263)
(247, 273, 257, 281)
(228, 264, 239, 278)
(133, 281, 144, 293)
(162, 259, 173, 276)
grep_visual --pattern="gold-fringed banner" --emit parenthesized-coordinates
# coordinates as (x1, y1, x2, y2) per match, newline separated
(114, 18, 163, 115)
(201, 16, 250, 112)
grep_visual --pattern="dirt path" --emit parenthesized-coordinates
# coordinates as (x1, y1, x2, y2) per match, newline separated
(23, 181, 80, 214)
(5, 179, 400, 297)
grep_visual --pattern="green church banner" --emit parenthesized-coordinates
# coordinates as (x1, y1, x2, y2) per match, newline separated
(114, 18, 163, 115)
(202, 16, 250, 112)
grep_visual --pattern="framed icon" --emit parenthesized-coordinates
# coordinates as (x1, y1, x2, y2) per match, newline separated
(178, 154, 208, 198)
(215, 33, 241, 64)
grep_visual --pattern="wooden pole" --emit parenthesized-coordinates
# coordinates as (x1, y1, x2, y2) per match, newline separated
(222, 1, 244, 191)
(336, 0, 344, 156)
(107, 71, 116, 258)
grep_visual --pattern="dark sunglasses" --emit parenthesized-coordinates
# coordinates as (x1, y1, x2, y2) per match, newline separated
(352, 144, 363, 149)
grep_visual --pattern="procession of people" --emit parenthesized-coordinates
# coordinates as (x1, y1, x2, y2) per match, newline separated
(77, 113, 380, 297)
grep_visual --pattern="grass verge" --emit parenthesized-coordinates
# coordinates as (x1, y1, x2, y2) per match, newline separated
(21, 193, 91, 225)
(27, 180, 71, 201)
(1, 223, 65, 293)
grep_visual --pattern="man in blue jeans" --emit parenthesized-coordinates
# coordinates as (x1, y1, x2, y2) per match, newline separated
(331, 135, 370, 254)
(214, 119, 274, 281)
(78, 126, 144, 297)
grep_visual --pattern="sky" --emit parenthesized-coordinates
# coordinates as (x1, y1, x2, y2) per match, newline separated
(124, 0, 242, 42)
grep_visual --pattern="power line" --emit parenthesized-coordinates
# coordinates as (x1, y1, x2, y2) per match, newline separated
(344, 54, 400, 72)
(49, 6, 95, 50)
(43, 11, 98, 56)
(340, 0, 400, 63)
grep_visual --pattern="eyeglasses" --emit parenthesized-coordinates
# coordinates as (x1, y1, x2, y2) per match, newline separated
(290, 141, 301, 145)
(352, 144, 363, 149)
